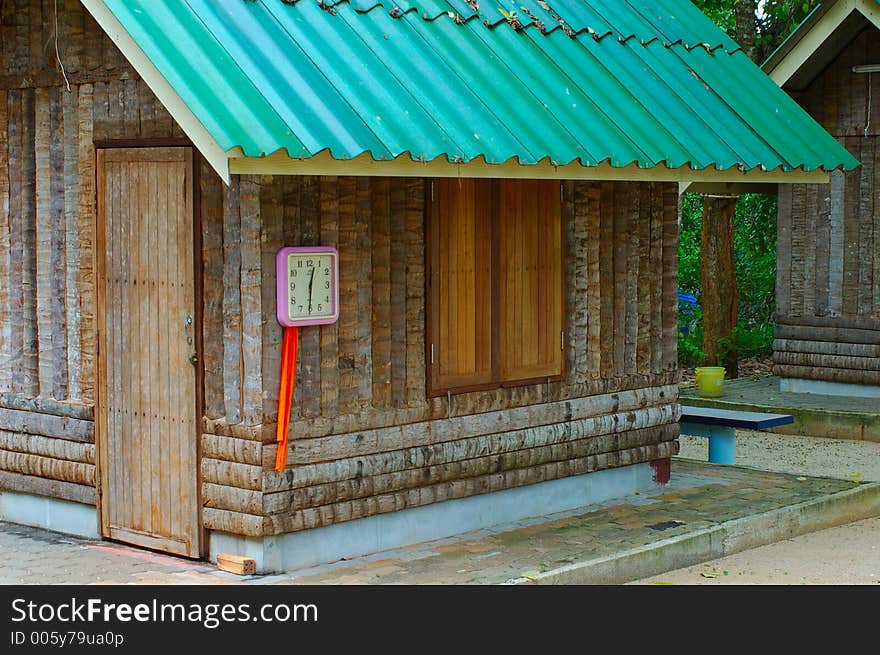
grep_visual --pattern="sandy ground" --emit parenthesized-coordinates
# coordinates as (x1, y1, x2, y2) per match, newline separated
(676, 430, 880, 482)
(630, 431, 880, 585)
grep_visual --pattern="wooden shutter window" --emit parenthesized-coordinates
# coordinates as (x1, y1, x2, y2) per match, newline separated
(428, 178, 493, 393)
(427, 178, 564, 396)
(498, 179, 564, 382)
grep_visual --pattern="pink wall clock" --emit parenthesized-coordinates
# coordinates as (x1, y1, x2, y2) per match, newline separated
(276, 246, 340, 327)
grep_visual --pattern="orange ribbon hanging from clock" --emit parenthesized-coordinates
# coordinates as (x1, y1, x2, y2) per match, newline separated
(274, 326, 298, 472)
(274, 246, 340, 473)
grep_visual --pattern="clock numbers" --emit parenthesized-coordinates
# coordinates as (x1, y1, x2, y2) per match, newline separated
(286, 253, 336, 320)
(277, 247, 339, 327)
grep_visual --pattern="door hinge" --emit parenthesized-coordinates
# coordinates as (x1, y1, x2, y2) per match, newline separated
(560, 330, 565, 351)
(430, 343, 435, 365)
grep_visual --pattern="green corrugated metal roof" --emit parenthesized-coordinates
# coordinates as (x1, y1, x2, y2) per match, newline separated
(101, 0, 859, 173)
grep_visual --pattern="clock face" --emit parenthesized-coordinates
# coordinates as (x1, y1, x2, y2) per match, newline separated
(276, 247, 339, 327)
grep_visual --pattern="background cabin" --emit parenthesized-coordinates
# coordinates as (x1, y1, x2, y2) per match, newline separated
(0, 0, 855, 572)
(764, 0, 880, 396)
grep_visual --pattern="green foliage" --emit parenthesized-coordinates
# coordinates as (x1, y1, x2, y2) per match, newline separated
(690, 0, 735, 33)
(690, 0, 823, 62)
(756, 0, 823, 61)
(678, 318, 705, 368)
(677, 193, 778, 366)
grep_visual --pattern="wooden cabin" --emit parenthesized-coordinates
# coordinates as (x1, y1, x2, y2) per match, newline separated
(0, 0, 855, 572)
(764, 0, 880, 397)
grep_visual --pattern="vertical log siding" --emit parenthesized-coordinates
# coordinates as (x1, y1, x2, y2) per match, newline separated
(774, 27, 880, 384)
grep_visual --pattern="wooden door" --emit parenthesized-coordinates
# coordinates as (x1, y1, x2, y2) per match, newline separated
(96, 147, 201, 557)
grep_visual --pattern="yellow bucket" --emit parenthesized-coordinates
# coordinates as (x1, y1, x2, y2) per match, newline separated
(695, 366, 726, 398)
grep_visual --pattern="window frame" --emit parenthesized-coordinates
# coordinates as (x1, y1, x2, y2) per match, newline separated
(425, 178, 566, 398)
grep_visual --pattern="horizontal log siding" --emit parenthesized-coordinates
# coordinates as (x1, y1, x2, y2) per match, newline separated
(775, 28, 879, 385)
(264, 178, 680, 535)
(0, 426, 96, 504)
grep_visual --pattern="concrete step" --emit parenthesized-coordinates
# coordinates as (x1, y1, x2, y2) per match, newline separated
(680, 375, 880, 442)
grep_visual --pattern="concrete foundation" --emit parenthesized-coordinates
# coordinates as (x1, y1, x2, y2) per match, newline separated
(0, 490, 99, 539)
(210, 461, 663, 573)
(779, 378, 880, 400)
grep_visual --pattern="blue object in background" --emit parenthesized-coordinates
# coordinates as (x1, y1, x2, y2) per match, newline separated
(678, 290, 699, 334)
(678, 290, 697, 306)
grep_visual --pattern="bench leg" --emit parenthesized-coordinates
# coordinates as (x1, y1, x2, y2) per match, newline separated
(707, 428, 736, 465)
(679, 422, 737, 465)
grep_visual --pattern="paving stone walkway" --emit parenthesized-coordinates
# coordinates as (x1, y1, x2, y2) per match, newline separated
(0, 459, 860, 585)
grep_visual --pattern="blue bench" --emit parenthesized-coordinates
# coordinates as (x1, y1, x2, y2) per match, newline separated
(679, 406, 794, 465)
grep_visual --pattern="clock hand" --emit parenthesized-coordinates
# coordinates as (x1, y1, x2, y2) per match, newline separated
(308, 267, 316, 310)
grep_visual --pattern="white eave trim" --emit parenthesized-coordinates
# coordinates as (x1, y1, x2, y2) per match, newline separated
(767, 0, 880, 87)
(79, 0, 231, 183)
(229, 150, 832, 185)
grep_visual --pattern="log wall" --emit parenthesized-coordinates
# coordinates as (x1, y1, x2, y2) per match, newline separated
(775, 26, 880, 384)
(249, 176, 681, 537)
(0, 2, 218, 511)
(1, 1, 681, 539)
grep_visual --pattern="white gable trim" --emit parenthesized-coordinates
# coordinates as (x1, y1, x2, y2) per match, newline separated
(79, 0, 231, 183)
(767, 0, 880, 87)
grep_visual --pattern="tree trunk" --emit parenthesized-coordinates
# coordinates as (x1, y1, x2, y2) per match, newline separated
(701, 196, 739, 378)
(735, 0, 758, 62)
(696, 0, 755, 379)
